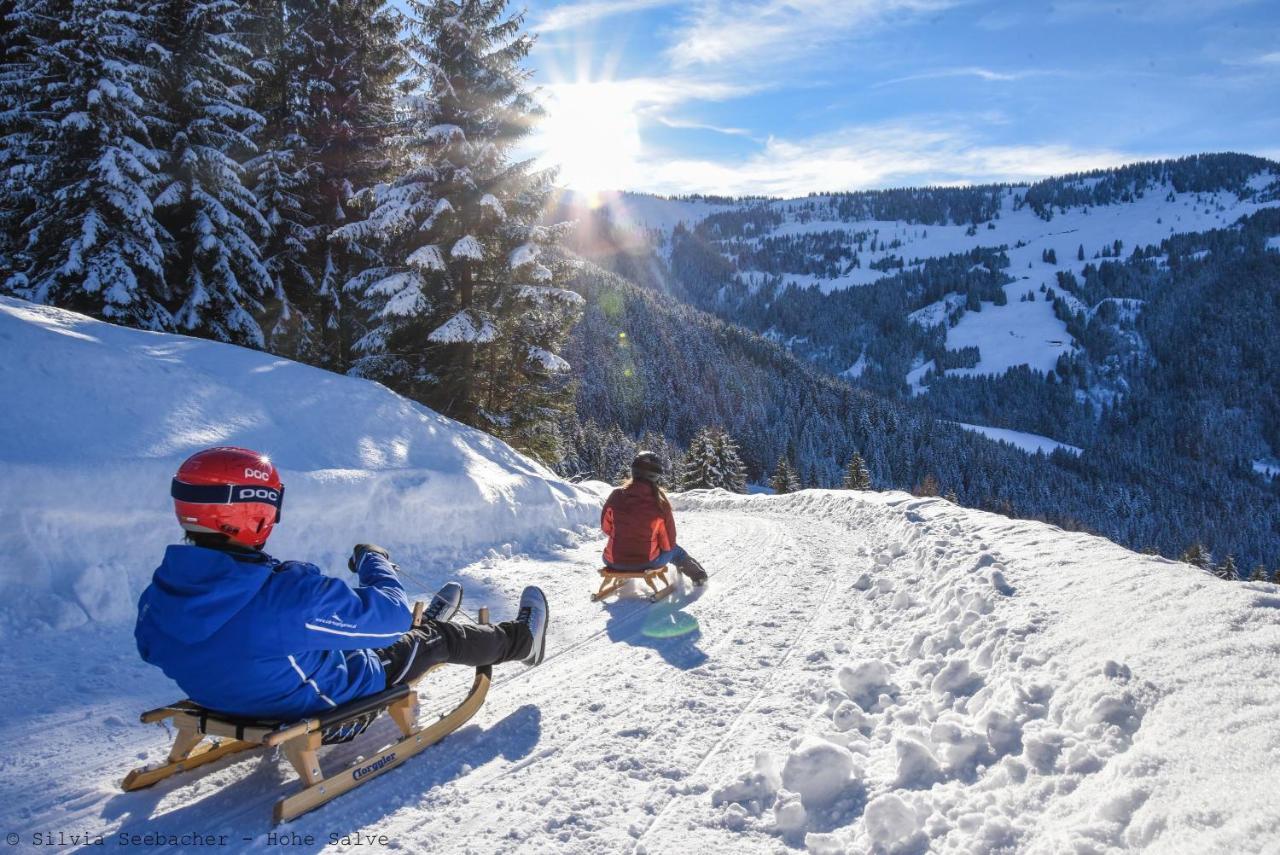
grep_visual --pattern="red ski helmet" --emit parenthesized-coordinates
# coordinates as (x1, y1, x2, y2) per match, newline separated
(171, 447, 284, 548)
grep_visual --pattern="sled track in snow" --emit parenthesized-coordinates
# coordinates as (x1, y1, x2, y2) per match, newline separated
(631, 533, 849, 851)
(30, 506, 876, 853)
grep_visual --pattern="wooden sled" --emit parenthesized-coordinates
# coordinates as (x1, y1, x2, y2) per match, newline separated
(591, 566, 675, 603)
(123, 604, 492, 824)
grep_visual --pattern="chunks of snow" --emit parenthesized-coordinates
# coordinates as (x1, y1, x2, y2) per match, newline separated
(892, 736, 941, 788)
(781, 736, 859, 809)
(428, 310, 497, 344)
(832, 700, 867, 733)
(711, 753, 781, 815)
(837, 659, 892, 709)
(771, 791, 807, 832)
(863, 793, 923, 851)
(450, 235, 485, 261)
(930, 657, 983, 697)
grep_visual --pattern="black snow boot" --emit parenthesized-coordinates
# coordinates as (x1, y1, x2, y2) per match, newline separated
(676, 556, 708, 586)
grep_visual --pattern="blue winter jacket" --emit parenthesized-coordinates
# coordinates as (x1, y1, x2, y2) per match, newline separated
(135, 545, 413, 720)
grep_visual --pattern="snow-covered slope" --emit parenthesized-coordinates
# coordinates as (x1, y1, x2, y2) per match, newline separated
(953, 423, 1083, 457)
(0, 297, 603, 635)
(3, 487, 1277, 853)
(3, 298, 1276, 853)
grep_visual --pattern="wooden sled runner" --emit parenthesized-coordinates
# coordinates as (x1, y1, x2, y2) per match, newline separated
(123, 604, 492, 824)
(591, 566, 675, 602)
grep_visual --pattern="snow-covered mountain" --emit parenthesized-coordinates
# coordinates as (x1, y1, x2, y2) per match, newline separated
(581, 157, 1280, 392)
(2, 294, 1279, 853)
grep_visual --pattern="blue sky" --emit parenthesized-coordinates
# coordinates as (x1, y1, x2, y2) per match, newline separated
(520, 0, 1280, 196)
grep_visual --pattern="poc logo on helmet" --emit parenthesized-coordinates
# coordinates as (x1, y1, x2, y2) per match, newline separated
(244, 468, 271, 481)
(234, 486, 280, 502)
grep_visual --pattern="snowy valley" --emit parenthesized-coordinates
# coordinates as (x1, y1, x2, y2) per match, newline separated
(1, 299, 1278, 854)
(558, 155, 1280, 570)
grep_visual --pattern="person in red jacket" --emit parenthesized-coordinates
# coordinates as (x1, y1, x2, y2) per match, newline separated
(602, 451, 707, 585)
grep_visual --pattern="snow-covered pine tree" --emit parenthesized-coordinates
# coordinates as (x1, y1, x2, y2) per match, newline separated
(1247, 564, 1269, 583)
(340, 0, 581, 455)
(843, 453, 872, 490)
(151, 0, 272, 346)
(287, 0, 405, 371)
(679, 427, 747, 493)
(1180, 543, 1212, 571)
(714, 430, 749, 493)
(1213, 554, 1238, 581)
(0, 0, 43, 281)
(770, 457, 798, 494)
(678, 428, 718, 491)
(242, 0, 319, 361)
(1, 0, 170, 328)
(915, 474, 941, 497)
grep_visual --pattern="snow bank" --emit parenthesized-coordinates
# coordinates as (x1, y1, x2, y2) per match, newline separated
(687, 488, 1280, 853)
(0, 298, 604, 636)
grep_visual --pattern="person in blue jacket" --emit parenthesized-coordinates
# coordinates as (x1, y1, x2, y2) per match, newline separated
(135, 446, 549, 720)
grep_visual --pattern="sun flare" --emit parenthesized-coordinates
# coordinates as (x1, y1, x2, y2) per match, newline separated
(536, 81, 643, 195)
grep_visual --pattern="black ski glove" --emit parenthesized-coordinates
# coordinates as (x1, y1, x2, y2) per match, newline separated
(349, 543, 390, 573)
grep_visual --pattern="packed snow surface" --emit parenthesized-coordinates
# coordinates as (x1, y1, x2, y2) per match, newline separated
(953, 423, 1083, 457)
(3, 302, 1278, 853)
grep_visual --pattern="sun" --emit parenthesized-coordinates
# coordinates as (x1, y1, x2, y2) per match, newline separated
(535, 81, 643, 195)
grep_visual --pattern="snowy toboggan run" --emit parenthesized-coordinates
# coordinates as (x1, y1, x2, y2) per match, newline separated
(1, 298, 1277, 854)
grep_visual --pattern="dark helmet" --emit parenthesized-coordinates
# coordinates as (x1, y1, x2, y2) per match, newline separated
(631, 451, 664, 482)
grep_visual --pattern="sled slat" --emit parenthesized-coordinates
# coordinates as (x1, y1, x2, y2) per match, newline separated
(272, 666, 491, 824)
(592, 567, 673, 602)
(122, 738, 258, 791)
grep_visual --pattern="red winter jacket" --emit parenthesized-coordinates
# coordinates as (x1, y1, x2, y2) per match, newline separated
(601, 481, 676, 567)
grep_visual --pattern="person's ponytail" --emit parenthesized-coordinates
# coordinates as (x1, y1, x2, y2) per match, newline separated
(654, 482, 671, 512)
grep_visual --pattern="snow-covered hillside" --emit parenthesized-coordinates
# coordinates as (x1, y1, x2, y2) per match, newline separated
(4, 489, 1278, 853)
(0, 297, 602, 635)
(2, 298, 1278, 853)
(601, 170, 1280, 385)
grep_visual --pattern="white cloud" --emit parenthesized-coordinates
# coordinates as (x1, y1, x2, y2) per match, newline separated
(630, 120, 1159, 197)
(537, 75, 763, 111)
(667, 0, 958, 69)
(876, 66, 1064, 86)
(532, 0, 679, 33)
(654, 115, 758, 139)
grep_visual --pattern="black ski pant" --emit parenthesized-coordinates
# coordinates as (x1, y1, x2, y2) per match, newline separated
(376, 619, 531, 688)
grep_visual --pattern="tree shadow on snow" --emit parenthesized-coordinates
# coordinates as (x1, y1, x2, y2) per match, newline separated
(603, 585, 708, 670)
(93, 703, 542, 852)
